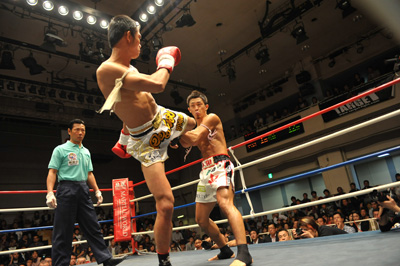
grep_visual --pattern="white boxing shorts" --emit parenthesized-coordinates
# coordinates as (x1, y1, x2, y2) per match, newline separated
(196, 154, 235, 203)
(126, 105, 189, 167)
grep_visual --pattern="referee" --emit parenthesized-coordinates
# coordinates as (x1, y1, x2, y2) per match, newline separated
(46, 119, 126, 266)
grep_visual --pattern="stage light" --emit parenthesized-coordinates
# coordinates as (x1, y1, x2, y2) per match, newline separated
(139, 13, 148, 22)
(87, 15, 97, 25)
(26, 0, 38, 6)
(155, 0, 164, 7)
(58, 6, 69, 16)
(41, 27, 68, 53)
(59, 90, 67, 99)
(176, 13, 196, 28)
(328, 59, 336, 68)
(356, 43, 364, 54)
(38, 86, 46, 96)
(68, 92, 75, 101)
(21, 53, 46, 75)
(226, 63, 236, 83)
(170, 89, 183, 105)
(77, 94, 84, 103)
(336, 0, 357, 18)
(29, 85, 37, 94)
(18, 83, 26, 92)
(147, 5, 156, 14)
(73, 11, 83, 20)
(86, 95, 93, 104)
(42, 1, 54, 11)
(291, 24, 309, 45)
(141, 45, 151, 61)
(255, 46, 270, 66)
(0, 51, 16, 70)
(100, 20, 109, 29)
(0, 80, 4, 90)
(48, 89, 56, 98)
(7, 81, 15, 91)
(152, 36, 162, 52)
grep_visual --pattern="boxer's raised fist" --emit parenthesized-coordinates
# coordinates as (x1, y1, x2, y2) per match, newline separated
(112, 130, 131, 159)
(156, 46, 181, 73)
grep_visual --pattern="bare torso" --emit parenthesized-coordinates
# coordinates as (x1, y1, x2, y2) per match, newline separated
(96, 61, 158, 129)
(197, 114, 228, 159)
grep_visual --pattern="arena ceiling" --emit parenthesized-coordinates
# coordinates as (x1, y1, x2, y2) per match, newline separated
(0, 0, 397, 113)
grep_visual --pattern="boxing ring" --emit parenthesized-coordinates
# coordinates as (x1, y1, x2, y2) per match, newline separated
(1, 77, 400, 265)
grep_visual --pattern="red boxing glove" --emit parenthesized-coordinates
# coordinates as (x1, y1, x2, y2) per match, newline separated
(112, 142, 131, 159)
(111, 130, 131, 159)
(156, 46, 181, 73)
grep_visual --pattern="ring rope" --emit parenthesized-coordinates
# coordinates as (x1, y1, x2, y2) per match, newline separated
(230, 77, 400, 150)
(130, 147, 400, 219)
(235, 108, 400, 172)
(229, 147, 256, 217)
(129, 181, 400, 235)
(128, 108, 400, 208)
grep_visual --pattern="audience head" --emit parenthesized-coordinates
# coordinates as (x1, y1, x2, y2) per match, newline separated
(277, 229, 293, 241)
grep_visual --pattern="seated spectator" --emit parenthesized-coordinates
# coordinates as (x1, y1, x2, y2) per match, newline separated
(8, 252, 25, 266)
(75, 257, 86, 265)
(301, 193, 311, 204)
(360, 207, 371, 231)
(43, 256, 51, 266)
(323, 189, 332, 198)
(290, 196, 297, 206)
(277, 229, 293, 242)
(253, 114, 264, 129)
(170, 241, 179, 252)
(264, 112, 273, 125)
(30, 251, 41, 266)
(194, 238, 203, 250)
(29, 236, 44, 257)
(293, 217, 347, 239)
(310, 191, 319, 201)
(332, 212, 355, 234)
(70, 253, 77, 266)
(107, 239, 121, 256)
(367, 66, 380, 81)
(272, 111, 280, 122)
(353, 73, 364, 87)
(264, 224, 278, 243)
(185, 236, 195, 251)
(311, 97, 318, 105)
(348, 211, 364, 232)
(316, 217, 326, 226)
(171, 229, 184, 244)
(248, 230, 265, 244)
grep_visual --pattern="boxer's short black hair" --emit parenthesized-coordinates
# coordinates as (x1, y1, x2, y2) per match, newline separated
(108, 15, 140, 48)
(68, 119, 85, 130)
(187, 90, 208, 106)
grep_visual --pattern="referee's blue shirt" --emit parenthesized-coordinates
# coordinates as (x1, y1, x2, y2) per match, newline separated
(48, 141, 93, 181)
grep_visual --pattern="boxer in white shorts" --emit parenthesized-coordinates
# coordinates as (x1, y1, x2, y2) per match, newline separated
(96, 15, 196, 266)
(179, 90, 252, 266)
(196, 154, 235, 203)
(126, 105, 189, 167)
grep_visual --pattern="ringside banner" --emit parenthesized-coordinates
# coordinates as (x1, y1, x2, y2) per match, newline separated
(113, 178, 131, 242)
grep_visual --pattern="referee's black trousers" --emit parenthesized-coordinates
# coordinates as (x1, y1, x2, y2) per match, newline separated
(52, 181, 111, 266)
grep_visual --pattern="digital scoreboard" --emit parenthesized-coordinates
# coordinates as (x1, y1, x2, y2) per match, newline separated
(244, 116, 305, 152)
